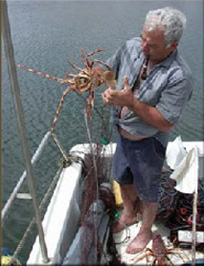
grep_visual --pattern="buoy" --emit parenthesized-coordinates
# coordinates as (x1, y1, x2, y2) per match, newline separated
(1, 255, 22, 265)
(1, 248, 22, 266)
(113, 180, 123, 208)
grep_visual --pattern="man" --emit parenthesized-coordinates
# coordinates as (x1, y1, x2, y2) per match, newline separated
(102, 7, 193, 253)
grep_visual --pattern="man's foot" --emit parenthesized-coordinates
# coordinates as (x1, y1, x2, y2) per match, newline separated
(112, 197, 141, 233)
(126, 228, 152, 254)
(112, 215, 138, 233)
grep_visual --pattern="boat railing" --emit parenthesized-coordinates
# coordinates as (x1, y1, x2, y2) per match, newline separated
(1, 131, 51, 222)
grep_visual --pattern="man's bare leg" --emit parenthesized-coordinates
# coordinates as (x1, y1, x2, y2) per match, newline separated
(126, 201, 158, 253)
(112, 184, 139, 233)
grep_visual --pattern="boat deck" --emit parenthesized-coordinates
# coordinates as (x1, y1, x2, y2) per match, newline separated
(113, 219, 204, 265)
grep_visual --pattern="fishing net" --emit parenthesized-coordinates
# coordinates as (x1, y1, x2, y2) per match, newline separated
(163, 178, 204, 251)
(70, 89, 121, 265)
(78, 144, 119, 265)
(156, 171, 180, 222)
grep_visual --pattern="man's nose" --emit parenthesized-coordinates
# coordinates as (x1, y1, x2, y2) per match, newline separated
(142, 42, 149, 53)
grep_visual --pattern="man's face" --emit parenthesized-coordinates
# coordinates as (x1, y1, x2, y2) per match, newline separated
(141, 26, 177, 63)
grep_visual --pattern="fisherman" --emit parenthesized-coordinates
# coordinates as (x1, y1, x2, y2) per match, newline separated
(102, 7, 193, 253)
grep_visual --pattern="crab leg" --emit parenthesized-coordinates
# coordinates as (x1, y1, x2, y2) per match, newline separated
(164, 255, 174, 266)
(51, 86, 72, 132)
(86, 48, 105, 58)
(82, 48, 105, 69)
(15, 63, 71, 84)
(84, 84, 95, 118)
(92, 59, 112, 71)
(68, 60, 89, 75)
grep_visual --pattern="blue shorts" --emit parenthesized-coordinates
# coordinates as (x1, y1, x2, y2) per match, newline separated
(112, 134, 166, 203)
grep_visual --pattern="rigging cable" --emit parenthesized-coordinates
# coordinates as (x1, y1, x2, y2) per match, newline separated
(2, 0, 49, 262)
(84, 112, 99, 265)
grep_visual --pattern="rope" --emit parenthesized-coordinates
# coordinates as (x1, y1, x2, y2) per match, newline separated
(51, 132, 69, 162)
(12, 164, 64, 261)
(84, 112, 100, 265)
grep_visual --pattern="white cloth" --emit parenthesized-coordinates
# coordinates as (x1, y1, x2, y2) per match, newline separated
(166, 136, 198, 194)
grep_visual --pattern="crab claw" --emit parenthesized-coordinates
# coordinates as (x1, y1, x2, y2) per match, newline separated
(103, 71, 117, 88)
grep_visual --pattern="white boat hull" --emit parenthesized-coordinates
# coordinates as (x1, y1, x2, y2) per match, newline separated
(27, 141, 204, 265)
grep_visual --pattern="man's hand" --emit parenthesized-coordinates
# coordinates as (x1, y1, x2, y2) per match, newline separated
(102, 76, 134, 108)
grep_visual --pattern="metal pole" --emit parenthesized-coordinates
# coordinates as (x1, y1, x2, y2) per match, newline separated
(191, 156, 199, 266)
(2, 0, 49, 262)
(191, 190, 198, 266)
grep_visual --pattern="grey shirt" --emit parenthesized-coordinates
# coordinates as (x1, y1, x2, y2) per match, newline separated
(107, 37, 193, 146)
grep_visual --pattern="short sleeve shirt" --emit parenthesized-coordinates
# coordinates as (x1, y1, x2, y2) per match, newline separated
(107, 37, 193, 146)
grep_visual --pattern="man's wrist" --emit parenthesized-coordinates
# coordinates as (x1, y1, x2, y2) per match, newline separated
(128, 97, 138, 112)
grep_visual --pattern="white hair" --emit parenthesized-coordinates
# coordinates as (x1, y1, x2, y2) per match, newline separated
(144, 7, 187, 47)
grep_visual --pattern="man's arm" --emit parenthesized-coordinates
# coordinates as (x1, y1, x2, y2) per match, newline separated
(102, 76, 174, 132)
(131, 99, 174, 132)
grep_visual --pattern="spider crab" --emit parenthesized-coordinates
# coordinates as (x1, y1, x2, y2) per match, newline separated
(8, 48, 117, 132)
(50, 48, 117, 132)
(131, 234, 187, 265)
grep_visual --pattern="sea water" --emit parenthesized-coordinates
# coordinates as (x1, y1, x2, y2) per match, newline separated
(1, 0, 203, 261)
